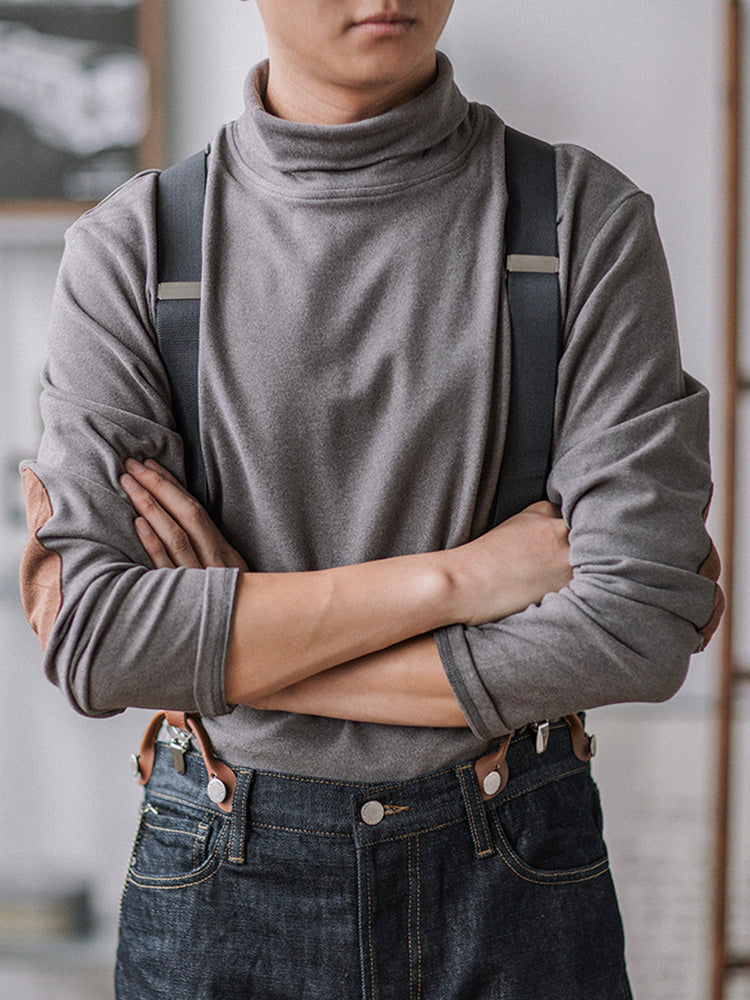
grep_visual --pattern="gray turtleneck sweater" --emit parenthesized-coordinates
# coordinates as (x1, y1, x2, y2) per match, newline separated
(21, 55, 715, 780)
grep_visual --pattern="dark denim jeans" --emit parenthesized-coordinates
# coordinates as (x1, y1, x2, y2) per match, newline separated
(116, 719, 632, 999)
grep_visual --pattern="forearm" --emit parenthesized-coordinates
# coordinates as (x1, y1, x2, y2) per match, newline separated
(119, 463, 572, 711)
(251, 634, 469, 727)
(225, 498, 572, 705)
(430, 186, 721, 739)
(225, 555, 458, 703)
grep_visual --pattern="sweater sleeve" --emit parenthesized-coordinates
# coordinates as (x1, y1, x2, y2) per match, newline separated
(19, 172, 238, 719)
(434, 170, 717, 739)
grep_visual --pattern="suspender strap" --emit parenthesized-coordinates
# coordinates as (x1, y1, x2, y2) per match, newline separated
(491, 126, 562, 526)
(155, 149, 209, 506)
(154, 131, 561, 526)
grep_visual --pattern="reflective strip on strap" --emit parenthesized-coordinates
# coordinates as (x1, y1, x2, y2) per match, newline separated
(157, 281, 202, 300)
(506, 254, 559, 274)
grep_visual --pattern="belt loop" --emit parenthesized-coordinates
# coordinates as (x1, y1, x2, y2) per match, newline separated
(228, 769, 254, 865)
(456, 764, 495, 859)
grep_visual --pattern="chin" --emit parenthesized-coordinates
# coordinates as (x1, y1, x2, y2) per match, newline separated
(341, 45, 434, 88)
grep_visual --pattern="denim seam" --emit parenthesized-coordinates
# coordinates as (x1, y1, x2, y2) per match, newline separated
(146, 788, 218, 818)
(168, 757, 361, 790)
(355, 762, 485, 800)
(416, 835, 422, 999)
(254, 821, 352, 839)
(362, 815, 464, 846)
(118, 804, 153, 934)
(457, 766, 482, 855)
(129, 828, 227, 884)
(490, 814, 609, 884)
(491, 810, 607, 875)
(128, 827, 229, 889)
(495, 763, 589, 805)
(229, 773, 252, 864)
(456, 764, 494, 858)
(141, 821, 203, 839)
(383, 804, 410, 816)
(254, 768, 374, 789)
(195, 823, 208, 867)
(365, 846, 376, 1000)
(134, 817, 214, 877)
(407, 838, 414, 1000)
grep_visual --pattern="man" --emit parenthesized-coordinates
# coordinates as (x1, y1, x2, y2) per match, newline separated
(21, 2, 722, 997)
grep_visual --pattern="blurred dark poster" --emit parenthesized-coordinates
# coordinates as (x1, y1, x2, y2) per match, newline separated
(0, 1, 155, 203)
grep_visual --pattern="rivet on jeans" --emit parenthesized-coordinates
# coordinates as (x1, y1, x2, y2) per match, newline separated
(360, 801, 385, 826)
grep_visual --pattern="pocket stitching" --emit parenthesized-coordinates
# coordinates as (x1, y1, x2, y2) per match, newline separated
(491, 813, 609, 885)
(146, 788, 216, 817)
(496, 762, 589, 806)
(141, 821, 205, 840)
(129, 818, 229, 888)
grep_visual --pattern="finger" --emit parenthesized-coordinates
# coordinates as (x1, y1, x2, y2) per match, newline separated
(125, 459, 236, 569)
(134, 517, 176, 569)
(125, 459, 208, 532)
(125, 459, 250, 571)
(124, 459, 191, 508)
(143, 458, 184, 489)
(120, 472, 203, 569)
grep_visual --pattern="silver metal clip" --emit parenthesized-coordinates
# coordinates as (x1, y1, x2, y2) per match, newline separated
(169, 727, 192, 774)
(506, 254, 559, 274)
(157, 281, 202, 301)
(533, 720, 550, 754)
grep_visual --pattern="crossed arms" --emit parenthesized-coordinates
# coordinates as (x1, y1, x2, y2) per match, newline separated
(119, 458, 574, 727)
(21, 169, 724, 731)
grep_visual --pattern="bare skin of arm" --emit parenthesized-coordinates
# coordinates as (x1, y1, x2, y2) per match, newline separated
(120, 459, 572, 725)
(252, 635, 466, 727)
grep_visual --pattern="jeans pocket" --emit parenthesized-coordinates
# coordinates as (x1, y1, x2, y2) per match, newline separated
(127, 792, 229, 889)
(488, 765, 610, 884)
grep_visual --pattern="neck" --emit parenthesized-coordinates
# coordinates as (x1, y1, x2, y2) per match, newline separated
(262, 55, 438, 125)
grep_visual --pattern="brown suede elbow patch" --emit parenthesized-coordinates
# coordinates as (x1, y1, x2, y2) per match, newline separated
(20, 468, 62, 650)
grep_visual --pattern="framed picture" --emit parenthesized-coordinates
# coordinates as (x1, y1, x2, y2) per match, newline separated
(0, 0, 163, 209)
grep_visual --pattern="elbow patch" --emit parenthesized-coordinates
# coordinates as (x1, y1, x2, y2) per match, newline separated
(20, 468, 63, 650)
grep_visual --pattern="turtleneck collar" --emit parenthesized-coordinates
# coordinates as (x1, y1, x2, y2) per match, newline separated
(230, 52, 473, 195)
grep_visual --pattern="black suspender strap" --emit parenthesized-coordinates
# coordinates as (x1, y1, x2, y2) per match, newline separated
(154, 130, 561, 528)
(490, 126, 562, 526)
(155, 148, 209, 507)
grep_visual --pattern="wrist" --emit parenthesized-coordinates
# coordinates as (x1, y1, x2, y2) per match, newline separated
(434, 547, 472, 625)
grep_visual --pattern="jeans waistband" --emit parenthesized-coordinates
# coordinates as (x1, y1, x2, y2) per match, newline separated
(144, 717, 590, 852)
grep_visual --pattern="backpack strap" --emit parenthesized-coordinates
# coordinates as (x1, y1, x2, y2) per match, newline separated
(155, 148, 209, 507)
(491, 126, 562, 526)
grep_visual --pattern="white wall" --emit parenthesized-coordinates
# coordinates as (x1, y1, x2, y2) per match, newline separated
(0, 1, 742, 994)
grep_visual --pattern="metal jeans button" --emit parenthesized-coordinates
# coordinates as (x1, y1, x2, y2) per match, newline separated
(360, 800, 385, 826)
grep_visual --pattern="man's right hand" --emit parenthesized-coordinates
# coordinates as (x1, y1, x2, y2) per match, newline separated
(447, 501, 572, 627)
